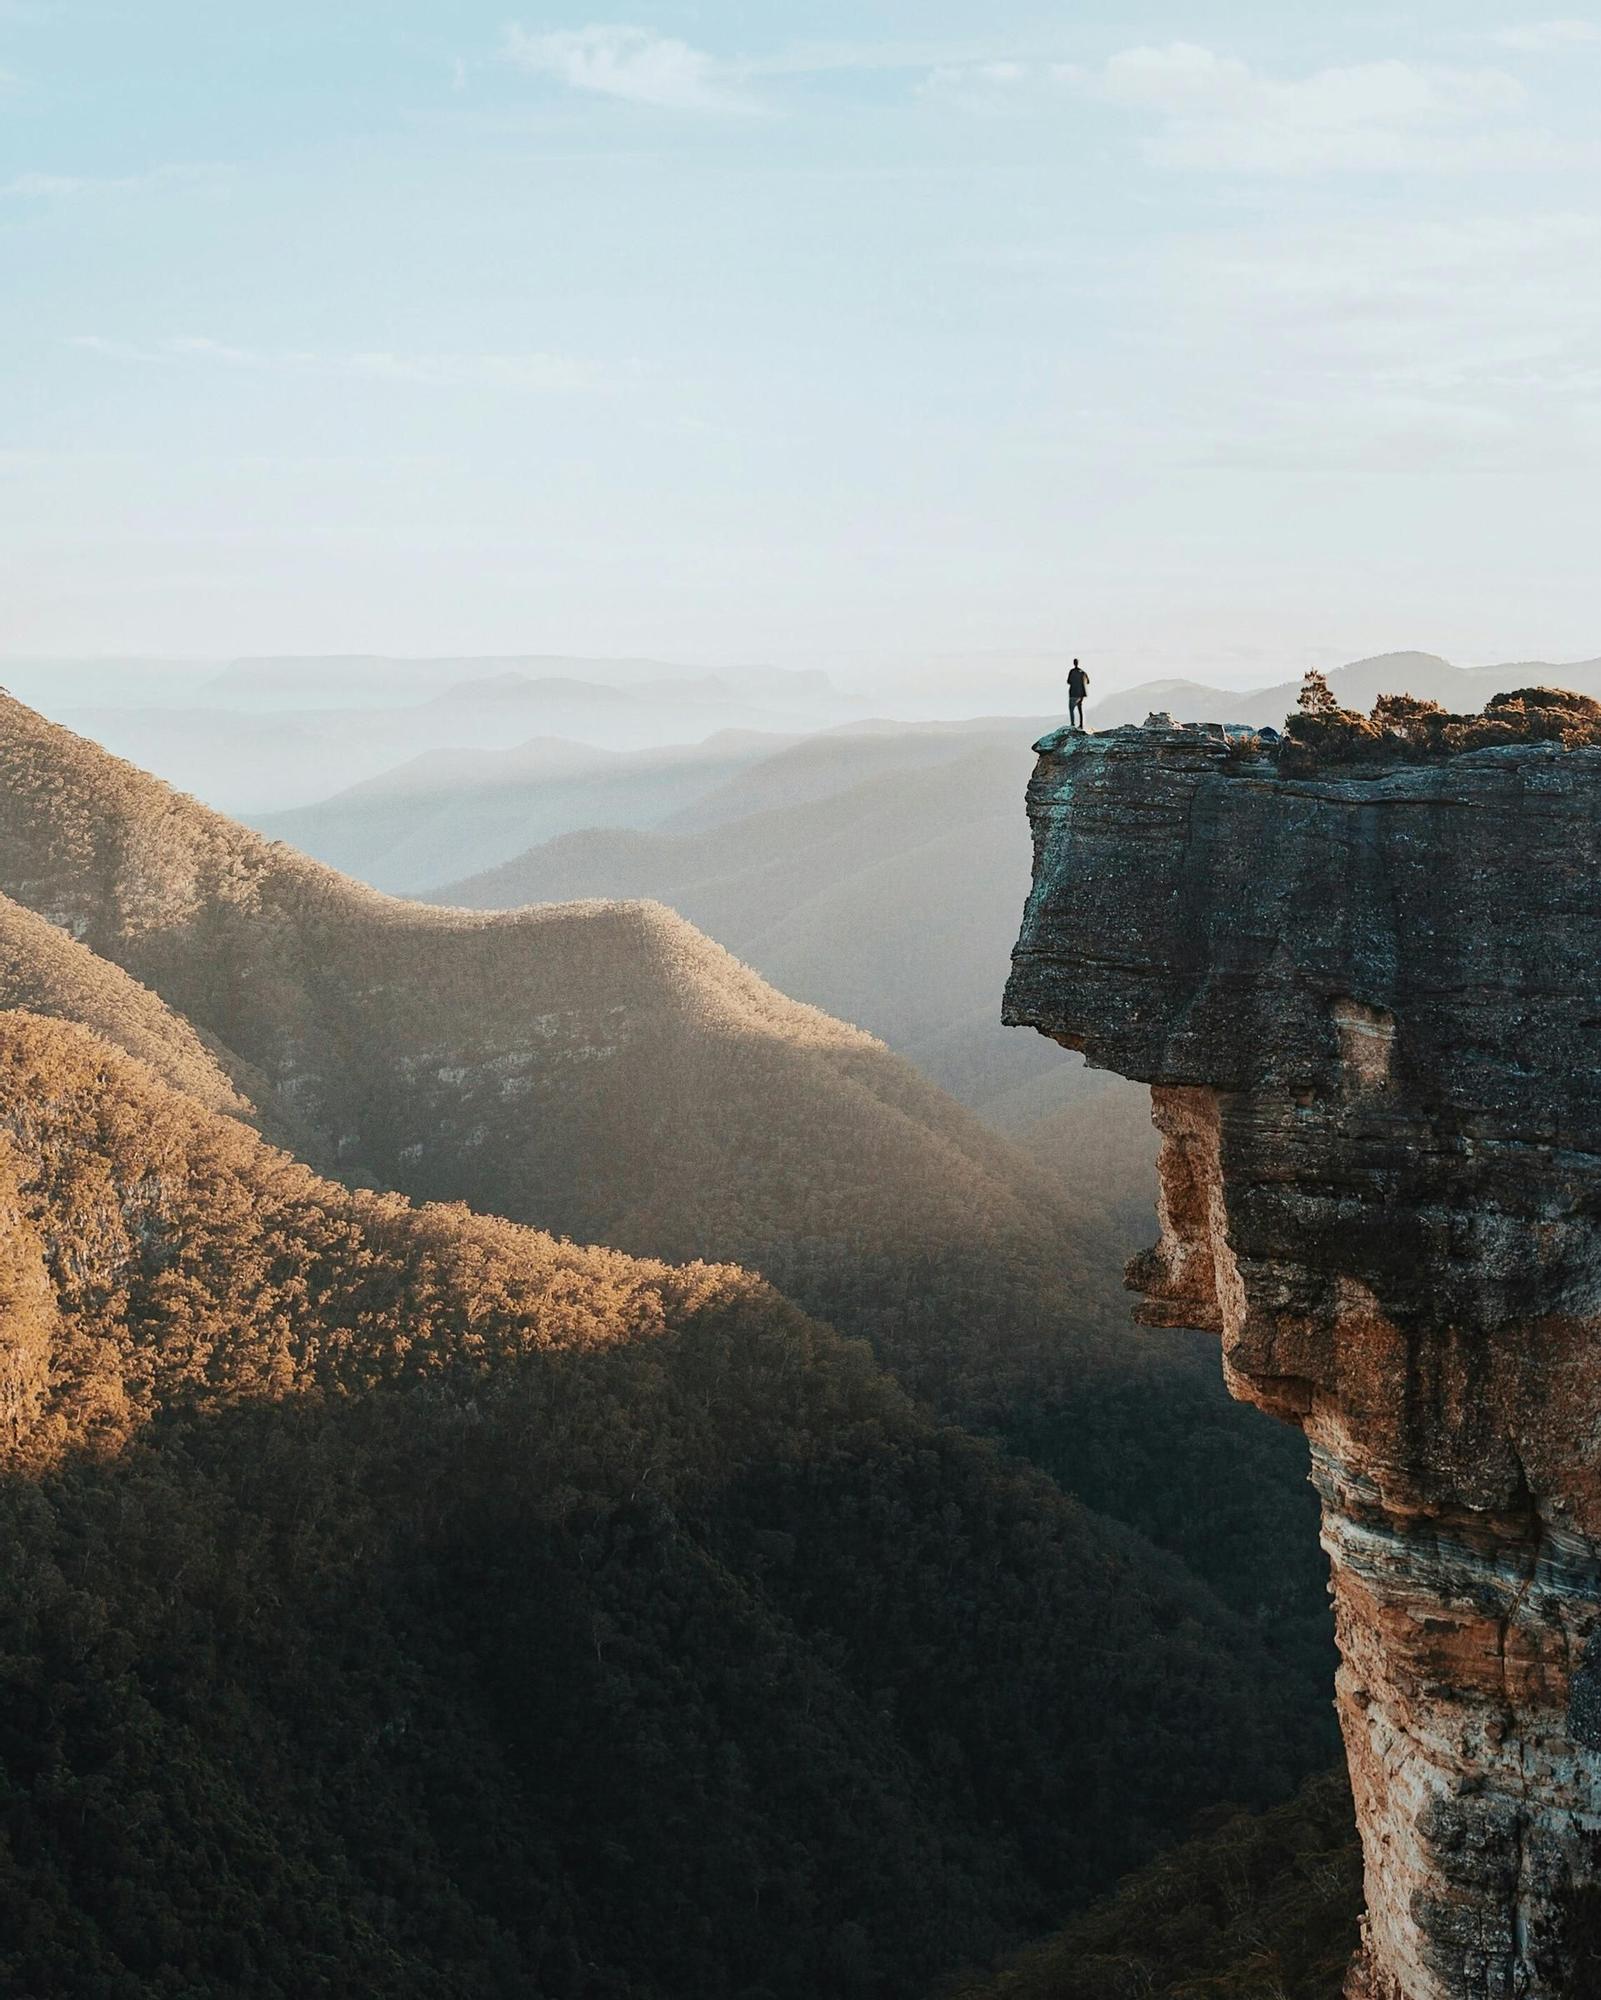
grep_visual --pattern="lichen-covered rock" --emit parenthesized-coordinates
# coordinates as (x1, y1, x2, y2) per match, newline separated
(1006, 721, 1601, 2000)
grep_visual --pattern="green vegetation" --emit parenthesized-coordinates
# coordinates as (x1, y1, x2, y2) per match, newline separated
(945, 1770, 1361, 2000)
(1004, 1336, 1329, 1652)
(1281, 673, 1601, 772)
(0, 1009, 1329, 1998)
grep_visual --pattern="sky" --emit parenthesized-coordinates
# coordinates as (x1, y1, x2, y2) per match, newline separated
(1, 2, 1598, 691)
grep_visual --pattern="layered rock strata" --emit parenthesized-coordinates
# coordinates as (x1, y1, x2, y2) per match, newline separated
(1005, 722, 1601, 2000)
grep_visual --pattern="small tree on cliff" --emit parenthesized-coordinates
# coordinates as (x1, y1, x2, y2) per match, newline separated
(1296, 670, 1340, 718)
(1281, 672, 1387, 772)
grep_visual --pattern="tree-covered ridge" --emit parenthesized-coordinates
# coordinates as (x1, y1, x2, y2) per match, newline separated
(0, 1008, 1328, 1997)
(0, 889, 263, 1128)
(0, 688, 1096, 1398)
(0, 685, 1339, 1734)
(0, 1007, 729, 1464)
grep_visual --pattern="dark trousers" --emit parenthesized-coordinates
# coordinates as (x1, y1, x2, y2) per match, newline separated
(1069, 696, 1084, 730)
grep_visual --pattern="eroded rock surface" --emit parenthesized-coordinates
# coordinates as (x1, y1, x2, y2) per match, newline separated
(1005, 722, 1601, 2000)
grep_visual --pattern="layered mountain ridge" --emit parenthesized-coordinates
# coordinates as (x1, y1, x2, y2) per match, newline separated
(0, 688, 1086, 1406)
(0, 690, 1338, 1995)
(0, 686, 1338, 1652)
(434, 723, 1107, 1124)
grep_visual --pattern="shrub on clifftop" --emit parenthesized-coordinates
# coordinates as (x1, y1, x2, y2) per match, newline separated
(1278, 672, 1389, 771)
(1280, 678, 1601, 772)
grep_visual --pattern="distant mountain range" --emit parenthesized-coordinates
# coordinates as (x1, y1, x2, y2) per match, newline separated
(0, 656, 853, 814)
(251, 730, 803, 893)
(202, 653, 836, 708)
(0, 652, 835, 712)
(53, 675, 835, 814)
(12, 644, 1596, 820)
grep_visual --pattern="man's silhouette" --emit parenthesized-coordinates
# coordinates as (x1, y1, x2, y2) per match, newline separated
(1067, 658, 1089, 732)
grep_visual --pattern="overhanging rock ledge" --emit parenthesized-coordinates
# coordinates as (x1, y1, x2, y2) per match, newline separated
(1005, 720, 1601, 2000)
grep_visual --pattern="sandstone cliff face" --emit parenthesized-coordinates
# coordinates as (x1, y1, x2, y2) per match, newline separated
(1006, 722, 1601, 2000)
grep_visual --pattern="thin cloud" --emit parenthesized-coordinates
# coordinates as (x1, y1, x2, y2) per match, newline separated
(68, 335, 629, 393)
(2, 163, 228, 199)
(760, 38, 1042, 80)
(501, 23, 762, 115)
(1489, 19, 1601, 52)
(925, 42, 1554, 172)
(65, 335, 155, 362)
(4, 172, 104, 197)
(1089, 44, 1530, 171)
(918, 60, 1040, 107)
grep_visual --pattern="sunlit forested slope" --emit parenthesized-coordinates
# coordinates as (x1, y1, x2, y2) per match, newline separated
(0, 688, 1335, 1701)
(0, 689, 1107, 1408)
(0, 1007, 1327, 1998)
(0, 888, 263, 1126)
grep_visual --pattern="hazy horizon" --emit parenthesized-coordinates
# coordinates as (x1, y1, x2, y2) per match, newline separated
(4, 637, 1599, 723)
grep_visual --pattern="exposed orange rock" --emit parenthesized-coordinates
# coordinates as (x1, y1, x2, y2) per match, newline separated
(1006, 720, 1601, 2000)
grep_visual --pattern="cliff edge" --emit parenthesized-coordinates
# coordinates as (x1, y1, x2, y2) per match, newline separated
(1005, 720, 1601, 2000)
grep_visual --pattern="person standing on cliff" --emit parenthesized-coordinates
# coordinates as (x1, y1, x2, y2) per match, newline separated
(1067, 659, 1089, 732)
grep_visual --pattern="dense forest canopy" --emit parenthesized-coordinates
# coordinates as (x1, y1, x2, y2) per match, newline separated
(0, 1009, 1330, 1996)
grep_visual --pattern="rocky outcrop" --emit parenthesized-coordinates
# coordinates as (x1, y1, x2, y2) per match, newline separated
(1005, 721, 1601, 2000)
